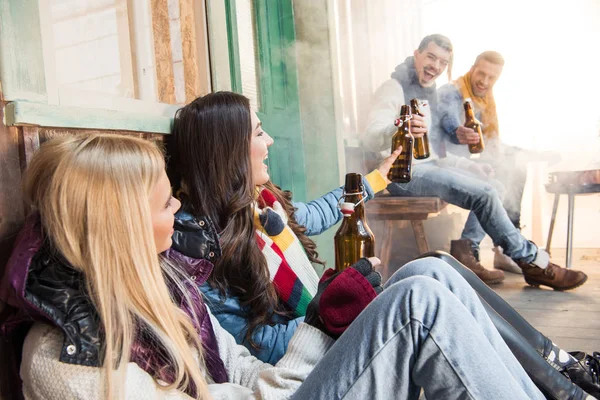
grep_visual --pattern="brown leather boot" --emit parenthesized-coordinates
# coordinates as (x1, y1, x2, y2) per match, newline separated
(450, 239, 505, 284)
(517, 260, 588, 291)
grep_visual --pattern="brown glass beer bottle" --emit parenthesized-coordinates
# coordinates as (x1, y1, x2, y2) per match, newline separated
(410, 98, 430, 160)
(464, 98, 485, 154)
(387, 105, 414, 183)
(334, 173, 375, 272)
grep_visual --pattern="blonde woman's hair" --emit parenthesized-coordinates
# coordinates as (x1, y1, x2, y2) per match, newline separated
(23, 134, 211, 399)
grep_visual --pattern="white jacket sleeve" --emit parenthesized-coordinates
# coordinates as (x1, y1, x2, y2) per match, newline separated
(361, 79, 405, 153)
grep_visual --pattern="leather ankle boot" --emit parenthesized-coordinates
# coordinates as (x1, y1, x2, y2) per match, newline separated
(450, 240, 505, 284)
(517, 260, 588, 291)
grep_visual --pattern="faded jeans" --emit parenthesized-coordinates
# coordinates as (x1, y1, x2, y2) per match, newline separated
(387, 161, 537, 263)
(292, 257, 544, 400)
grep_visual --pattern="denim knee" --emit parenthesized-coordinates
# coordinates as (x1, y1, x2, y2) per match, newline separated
(472, 184, 502, 210)
(490, 179, 506, 201)
(387, 257, 456, 287)
(380, 275, 452, 321)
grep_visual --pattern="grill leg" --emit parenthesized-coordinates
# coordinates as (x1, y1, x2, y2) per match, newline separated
(566, 193, 575, 268)
(545, 194, 560, 256)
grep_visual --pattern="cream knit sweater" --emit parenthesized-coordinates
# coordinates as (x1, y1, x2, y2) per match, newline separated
(20, 307, 334, 399)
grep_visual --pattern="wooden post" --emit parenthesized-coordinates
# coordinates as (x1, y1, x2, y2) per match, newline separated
(179, 0, 211, 102)
(410, 220, 429, 255)
(18, 127, 40, 173)
(0, 98, 26, 270)
(150, 0, 176, 104)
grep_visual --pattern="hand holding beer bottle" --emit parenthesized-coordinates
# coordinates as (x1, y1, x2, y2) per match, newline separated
(378, 146, 403, 184)
(410, 99, 431, 160)
(334, 173, 375, 272)
(463, 98, 485, 154)
(387, 105, 414, 183)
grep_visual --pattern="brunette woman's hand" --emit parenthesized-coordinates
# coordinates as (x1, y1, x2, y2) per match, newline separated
(305, 258, 382, 338)
(353, 257, 383, 294)
(378, 146, 403, 184)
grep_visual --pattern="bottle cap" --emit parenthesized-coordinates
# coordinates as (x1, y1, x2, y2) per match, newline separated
(394, 118, 401, 127)
(340, 202, 355, 216)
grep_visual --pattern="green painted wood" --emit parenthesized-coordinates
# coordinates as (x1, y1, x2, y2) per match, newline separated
(224, 0, 242, 93)
(0, 0, 47, 102)
(5, 101, 174, 134)
(253, 0, 307, 201)
(292, 0, 344, 267)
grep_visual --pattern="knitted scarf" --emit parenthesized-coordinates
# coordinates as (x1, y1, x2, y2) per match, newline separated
(455, 71, 499, 140)
(254, 188, 319, 317)
(391, 56, 439, 117)
(391, 56, 446, 157)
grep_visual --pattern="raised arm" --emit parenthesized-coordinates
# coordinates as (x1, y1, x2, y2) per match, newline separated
(293, 171, 388, 236)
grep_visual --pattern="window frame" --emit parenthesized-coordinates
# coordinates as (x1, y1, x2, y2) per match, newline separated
(0, 0, 211, 134)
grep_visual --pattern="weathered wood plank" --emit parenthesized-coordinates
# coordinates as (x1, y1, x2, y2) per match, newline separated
(18, 127, 40, 172)
(530, 326, 599, 340)
(38, 128, 164, 144)
(179, 0, 199, 103)
(5, 101, 174, 134)
(491, 248, 600, 353)
(179, 0, 211, 102)
(367, 196, 447, 217)
(0, 0, 47, 102)
(150, 0, 176, 104)
(0, 96, 26, 400)
(411, 220, 429, 254)
(0, 102, 25, 272)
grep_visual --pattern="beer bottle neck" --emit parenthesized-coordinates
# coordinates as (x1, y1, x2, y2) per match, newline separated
(343, 173, 363, 194)
(465, 107, 475, 119)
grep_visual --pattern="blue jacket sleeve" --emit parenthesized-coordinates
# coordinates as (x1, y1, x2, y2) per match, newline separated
(437, 84, 463, 145)
(200, 282, 303, 364)
(292, 177, 377, 236)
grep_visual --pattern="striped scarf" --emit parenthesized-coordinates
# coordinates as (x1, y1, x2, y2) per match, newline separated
(254, 188, 318, 317)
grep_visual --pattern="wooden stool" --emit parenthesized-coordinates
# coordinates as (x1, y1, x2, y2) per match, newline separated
(367, 194, 447, 280)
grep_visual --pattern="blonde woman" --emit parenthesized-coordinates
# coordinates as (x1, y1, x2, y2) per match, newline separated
(0, 134, 562, 399)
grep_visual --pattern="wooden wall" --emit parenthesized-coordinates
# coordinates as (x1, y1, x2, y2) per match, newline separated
(0, 90, 164, 400)
(0, 93, 25, 287)
(0, 106, 165, 270)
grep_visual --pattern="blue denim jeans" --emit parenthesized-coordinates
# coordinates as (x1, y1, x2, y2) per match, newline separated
(387, 161, 537, 263)
(292, 258, 544, 400)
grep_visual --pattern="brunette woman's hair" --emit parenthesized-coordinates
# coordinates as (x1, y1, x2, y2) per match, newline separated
(167, 92, 323, 346)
